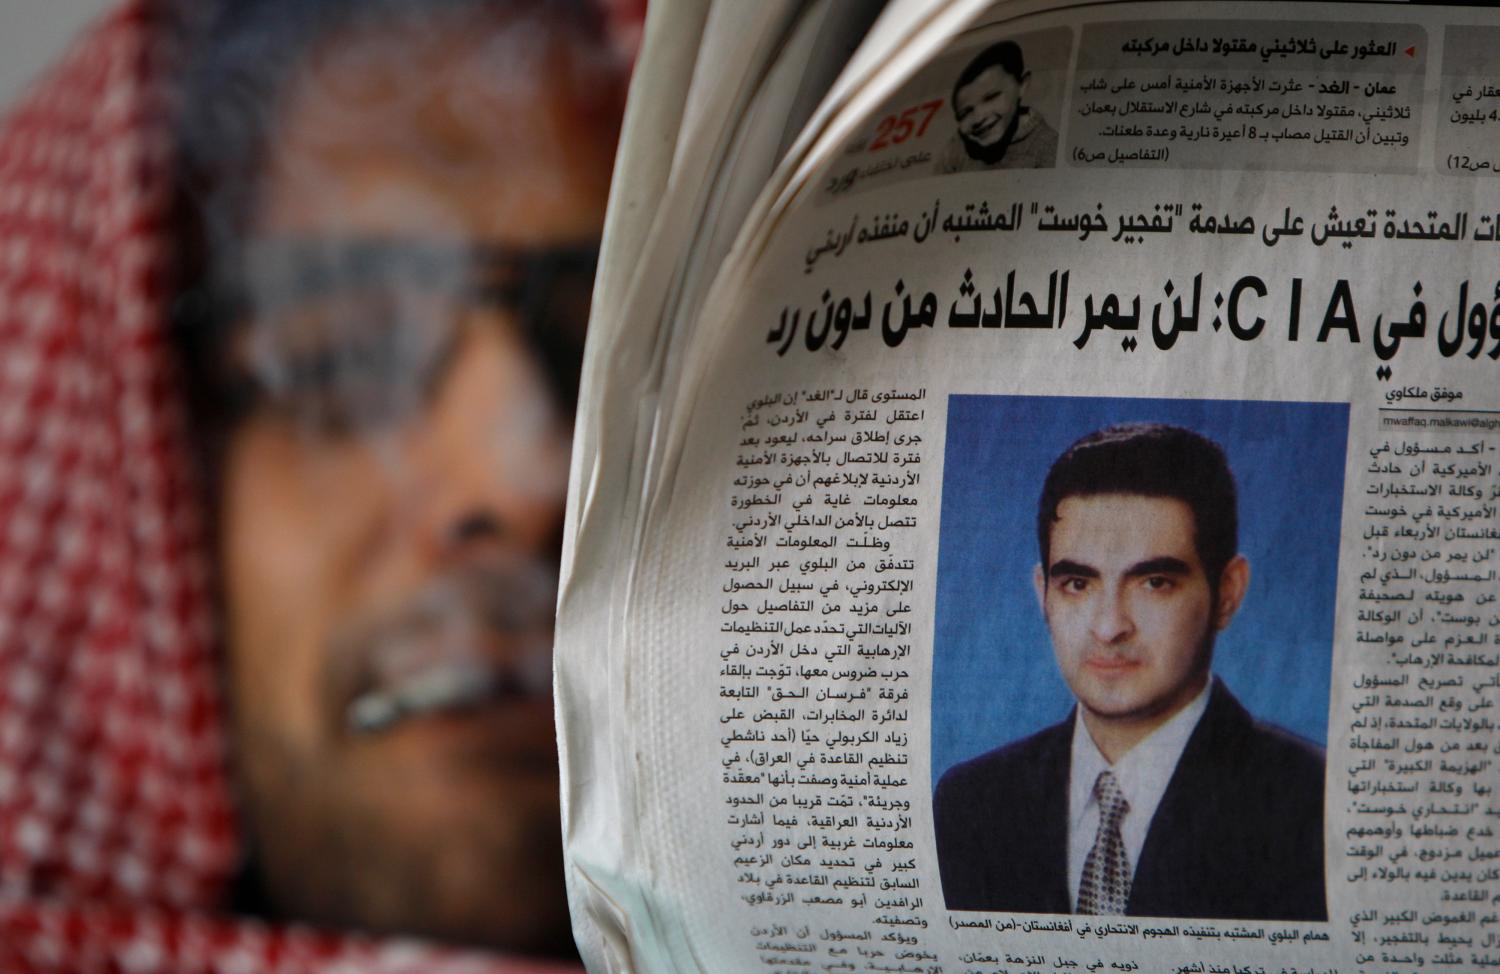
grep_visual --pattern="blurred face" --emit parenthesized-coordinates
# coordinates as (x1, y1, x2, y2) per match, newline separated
(1034, 495, 1248, 756)
(217, 9, 617, 953)
(953, 65, 1024, 148)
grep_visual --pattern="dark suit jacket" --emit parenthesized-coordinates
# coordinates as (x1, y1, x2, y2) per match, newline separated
(933, 678, 1326, 920)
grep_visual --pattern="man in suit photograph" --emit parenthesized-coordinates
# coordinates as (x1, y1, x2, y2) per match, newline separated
(933, 423, 1327, 921)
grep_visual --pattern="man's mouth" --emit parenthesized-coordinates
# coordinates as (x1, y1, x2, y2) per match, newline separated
(325, 557, 557, 739)
(346, 647, 550, 735)
(1084, 655, 1140, 673)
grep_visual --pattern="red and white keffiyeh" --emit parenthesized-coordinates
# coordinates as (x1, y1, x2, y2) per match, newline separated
(0, 3, 608, 971)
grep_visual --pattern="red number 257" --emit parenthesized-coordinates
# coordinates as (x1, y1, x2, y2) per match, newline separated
(868, 99, 943, 152)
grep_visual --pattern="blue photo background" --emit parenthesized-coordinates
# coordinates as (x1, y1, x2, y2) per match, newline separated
(931, 395, 1348, 785)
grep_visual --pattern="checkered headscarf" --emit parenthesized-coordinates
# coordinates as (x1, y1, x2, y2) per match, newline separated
(0, 2, 618, 970)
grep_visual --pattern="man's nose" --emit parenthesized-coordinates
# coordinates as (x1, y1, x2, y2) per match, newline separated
(1088, 587, 1134, 645)
(445, 509, 508, 549)
(414, 436, 570, 568)
(398, 361, 572, 568)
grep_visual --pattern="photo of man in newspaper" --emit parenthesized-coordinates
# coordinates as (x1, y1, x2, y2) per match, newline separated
(935, 40, 1060, 173)
(932, 399, 1346, 922)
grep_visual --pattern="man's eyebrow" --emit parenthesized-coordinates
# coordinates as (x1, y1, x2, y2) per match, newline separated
(1047, 559, 1098, 579)
(1124, 556, 1193, 577)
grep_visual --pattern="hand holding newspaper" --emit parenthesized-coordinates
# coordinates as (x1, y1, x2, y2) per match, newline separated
(557, 1, 1500, 970)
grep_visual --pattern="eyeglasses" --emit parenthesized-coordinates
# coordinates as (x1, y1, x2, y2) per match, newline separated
(185, 239, 598, 436)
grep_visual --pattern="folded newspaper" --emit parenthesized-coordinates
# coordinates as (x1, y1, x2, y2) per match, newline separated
(556, 1, 1500, 970)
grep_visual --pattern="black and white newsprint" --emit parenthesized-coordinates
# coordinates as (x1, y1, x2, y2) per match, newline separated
(557, 2, 1500, 971)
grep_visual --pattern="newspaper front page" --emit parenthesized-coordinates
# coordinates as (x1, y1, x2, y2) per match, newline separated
(560, 2, 1500, 971)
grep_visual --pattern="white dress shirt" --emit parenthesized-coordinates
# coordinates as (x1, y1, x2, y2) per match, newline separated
(1066, 679, 1212, 909)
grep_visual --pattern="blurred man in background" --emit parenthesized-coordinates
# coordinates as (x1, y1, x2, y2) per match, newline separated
(0, 0, 631, 967)
(177, 0, 622, 954)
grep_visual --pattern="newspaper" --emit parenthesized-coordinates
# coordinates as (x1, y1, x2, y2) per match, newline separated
(557, 1, 1500, 971)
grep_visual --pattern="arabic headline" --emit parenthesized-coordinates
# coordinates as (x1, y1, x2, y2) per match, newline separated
(769, 264, 1500, 366)
(1111, 31, 1414, 66)
(802, 197, 1499, 276)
